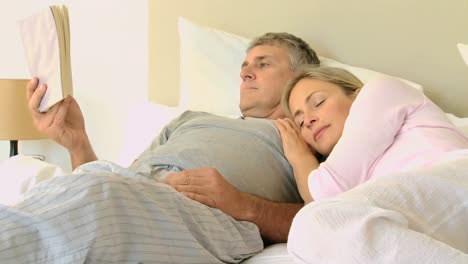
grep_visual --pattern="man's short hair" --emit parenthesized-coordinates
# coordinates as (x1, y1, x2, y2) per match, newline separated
(247, 32, 320, 71)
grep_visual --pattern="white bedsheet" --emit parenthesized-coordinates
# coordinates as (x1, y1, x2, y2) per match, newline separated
(289, 149, 468, 263)
(0, 155, 66, 206)
(242, 243, 293, 264)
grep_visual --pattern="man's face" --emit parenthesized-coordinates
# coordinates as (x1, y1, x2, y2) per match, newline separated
(239, 45, 295, 119)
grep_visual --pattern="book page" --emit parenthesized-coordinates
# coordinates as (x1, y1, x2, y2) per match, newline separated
(18, 5, 72, 112)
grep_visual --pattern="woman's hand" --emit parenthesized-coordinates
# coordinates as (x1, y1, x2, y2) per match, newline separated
(274, 118, 318, 203)
(274, 118, 317, 166)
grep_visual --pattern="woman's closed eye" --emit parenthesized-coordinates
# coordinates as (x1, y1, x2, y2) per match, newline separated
(315, 99, 325, 107)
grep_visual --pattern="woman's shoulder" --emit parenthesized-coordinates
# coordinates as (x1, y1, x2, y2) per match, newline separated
(357, 76, 426, 108)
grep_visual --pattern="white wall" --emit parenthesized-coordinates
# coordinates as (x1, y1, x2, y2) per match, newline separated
(149, 0, 468, 117)
(0, 0, 148, 172)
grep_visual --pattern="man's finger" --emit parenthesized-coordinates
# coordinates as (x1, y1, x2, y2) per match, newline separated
(174, 185, 207, 196)
(26, 77, 39, 101)
(161, 171, 209, 186)
(28, 83, 47, 113)
(181, 192, 216, 208)
(53, 97, 71, 126)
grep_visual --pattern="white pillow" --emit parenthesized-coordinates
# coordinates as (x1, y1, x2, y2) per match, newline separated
(446, 113, 468, 135)
(319, 57, 423, 91)
(178, 17, 248, 117)
(178, 17, 423, 117)
(0, 155, 65, 205)
(117, 101, 184, 167)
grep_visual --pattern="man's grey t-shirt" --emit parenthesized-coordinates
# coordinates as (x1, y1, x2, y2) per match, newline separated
(131, 111, 301, 203)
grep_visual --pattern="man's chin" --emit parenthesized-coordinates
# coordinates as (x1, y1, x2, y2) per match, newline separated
(240, 105, 261, 118)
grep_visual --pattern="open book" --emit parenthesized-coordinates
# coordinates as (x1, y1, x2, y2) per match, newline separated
(18, 5, 73, 112)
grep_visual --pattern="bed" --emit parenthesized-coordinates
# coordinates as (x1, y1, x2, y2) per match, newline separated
(1, 105, 467, 263)
(1, 1, 468, 263)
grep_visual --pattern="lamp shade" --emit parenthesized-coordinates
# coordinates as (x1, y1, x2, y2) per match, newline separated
(0, 79, 46, 140)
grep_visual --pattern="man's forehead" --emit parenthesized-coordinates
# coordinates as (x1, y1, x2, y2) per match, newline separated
(248, 45, 287, 57)
(242, 55, 273, 67)
(242, 45, 288, 65)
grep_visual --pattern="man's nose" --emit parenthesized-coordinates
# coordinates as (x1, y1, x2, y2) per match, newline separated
(240, 66, 255, 81)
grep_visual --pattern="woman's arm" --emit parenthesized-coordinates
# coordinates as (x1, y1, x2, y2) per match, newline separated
(309, 77, 426, 200)
(274, 118, 319, 203)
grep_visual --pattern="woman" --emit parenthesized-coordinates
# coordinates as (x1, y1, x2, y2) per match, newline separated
(274, 67, 468, 263)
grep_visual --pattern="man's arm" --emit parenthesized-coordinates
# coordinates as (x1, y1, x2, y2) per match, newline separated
(27, 77, 97, 169)
(161, 167, 303, 243)
(69, 133, 98, 170)
(242, 193, 303, 244)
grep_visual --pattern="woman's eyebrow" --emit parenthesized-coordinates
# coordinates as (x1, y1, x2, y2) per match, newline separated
(293, 91, 321, 118)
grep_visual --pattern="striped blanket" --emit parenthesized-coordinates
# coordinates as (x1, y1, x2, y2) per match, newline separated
(0, 161, 263, 264)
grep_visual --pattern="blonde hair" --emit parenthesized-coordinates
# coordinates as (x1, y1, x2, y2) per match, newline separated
(247, 32, 320, 71)
(281, 66, 364, 117)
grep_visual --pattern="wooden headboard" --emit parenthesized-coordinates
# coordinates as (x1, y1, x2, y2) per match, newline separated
(149, 0, 468, 117)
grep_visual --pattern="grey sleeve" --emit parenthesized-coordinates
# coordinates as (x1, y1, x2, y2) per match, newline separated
(143, 111, 193, 152)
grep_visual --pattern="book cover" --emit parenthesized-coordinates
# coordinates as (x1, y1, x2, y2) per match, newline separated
(18, 5, 73, 112)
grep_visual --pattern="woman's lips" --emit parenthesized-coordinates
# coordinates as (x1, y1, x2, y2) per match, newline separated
(314, 126, 329, 142)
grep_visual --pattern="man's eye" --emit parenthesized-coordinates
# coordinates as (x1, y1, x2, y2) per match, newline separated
(299, 121, 304, 128)
(259, 63, 269, 68)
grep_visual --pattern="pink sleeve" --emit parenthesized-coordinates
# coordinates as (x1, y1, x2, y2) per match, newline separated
(308, 77, 426, 200)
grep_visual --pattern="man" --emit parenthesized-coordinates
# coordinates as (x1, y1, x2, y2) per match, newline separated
(16, 33, 319, 263)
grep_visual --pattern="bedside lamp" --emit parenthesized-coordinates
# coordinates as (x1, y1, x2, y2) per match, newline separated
(0, 79, 47, 157)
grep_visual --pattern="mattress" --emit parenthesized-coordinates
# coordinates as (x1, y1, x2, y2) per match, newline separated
(242, 243, 294, 264)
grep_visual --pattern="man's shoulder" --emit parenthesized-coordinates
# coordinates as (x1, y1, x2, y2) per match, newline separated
(178, 110, 241, 120)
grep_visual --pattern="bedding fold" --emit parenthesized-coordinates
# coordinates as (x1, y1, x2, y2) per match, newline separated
(288, 150, 468, 263)
(0, 160, 263, 264)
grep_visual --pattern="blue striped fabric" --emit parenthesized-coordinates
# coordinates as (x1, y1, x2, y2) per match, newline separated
(0, 161, 262, 263)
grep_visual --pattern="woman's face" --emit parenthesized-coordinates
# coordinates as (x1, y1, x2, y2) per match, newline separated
(288, 78, 358, 156)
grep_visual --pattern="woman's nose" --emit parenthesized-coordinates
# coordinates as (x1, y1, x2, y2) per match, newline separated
(303, 111, 317, 127)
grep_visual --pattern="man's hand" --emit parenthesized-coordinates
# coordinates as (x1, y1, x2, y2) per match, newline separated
(161, 167, 252, 221)
(162, 167, 304, 243)
(27, 77, 97, 169)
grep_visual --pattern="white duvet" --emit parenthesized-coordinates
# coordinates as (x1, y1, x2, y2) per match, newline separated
(1, 152, 467, 263)
(0, 108, 467, 263)
(288, 149, 468, 263)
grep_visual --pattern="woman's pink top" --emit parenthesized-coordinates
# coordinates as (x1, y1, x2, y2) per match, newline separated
(309, 77, 468, 200)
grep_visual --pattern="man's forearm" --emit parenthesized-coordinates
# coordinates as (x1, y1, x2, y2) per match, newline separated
(241, 193, 304, 244)
(69, 134, 97, 170)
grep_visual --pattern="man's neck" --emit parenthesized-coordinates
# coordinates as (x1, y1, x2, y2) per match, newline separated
(264, 106, 285, 120)
(241, 105, 285, 120)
